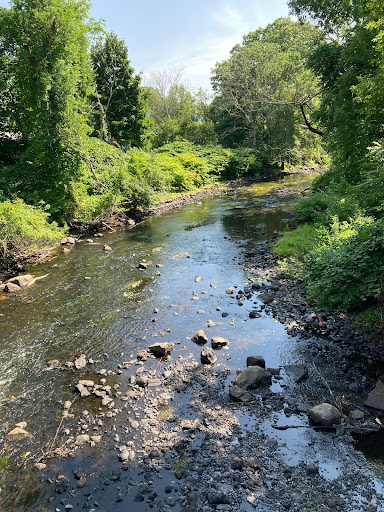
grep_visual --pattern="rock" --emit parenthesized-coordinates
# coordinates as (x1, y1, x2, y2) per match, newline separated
(221, 312, 229, 318)
(349, 409, 364, 420)
(62, 248, 71, 254)
(148, 342, 173, 358)
(61, 237, 76, 245)
(90, 435, 102, 443)
(225, 287, 234, 294)
(201, 347, 217, 365)
(103, 244, 112, 251)
(249, 311, 262, 319)
(211, 336, 229, 349)
(8, 274, 34, 288)
(137, 349, 148, 361)
(79, 380, 94, 387)
(127, 219, 135, 226)
(191, 330, 208, 345)
(194, 276, 203, 282)
(258, 292, 273, 304)
(4, 282, 21, 293)
(6, 427, 30, 441)
(15, 421, 27, 429)
(364, 380, 384, 411)
(74, 354, 87, 369)
(228, 385, 254, 403)
(285, 364, 309, 383)
(35, 463, 46, 470)
(75, 434, 90, 446)
(231, 457, 244, 470)
(232, 366, 272, 390)
(136, 376, 148, 388)
(149, 448, 161, 459)
(138, 262, 147, 270)
(308, 403, 342, 426)
(246, 356, 265, 368)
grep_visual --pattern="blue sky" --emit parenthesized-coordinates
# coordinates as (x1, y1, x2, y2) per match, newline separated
(0, 0, 291, 90)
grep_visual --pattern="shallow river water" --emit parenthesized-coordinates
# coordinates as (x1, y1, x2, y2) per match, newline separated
(1, 174, 384, 511)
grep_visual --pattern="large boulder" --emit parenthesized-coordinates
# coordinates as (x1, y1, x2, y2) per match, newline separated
(8, 274, 34, 288)
(232, 366, 272, 390)
(364, 380, 384, 411)
(191, 330, 208, 345)
(148, 342, 173, 358)
(308, 403, 342, 426)
(201, 347, 217, 365)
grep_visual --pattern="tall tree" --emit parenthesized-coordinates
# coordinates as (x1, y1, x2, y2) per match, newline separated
(0, 0, 95, 214)
(289, 0, 384, 179)
(210, 18, 324, 165)
(91, 32, 147, 148)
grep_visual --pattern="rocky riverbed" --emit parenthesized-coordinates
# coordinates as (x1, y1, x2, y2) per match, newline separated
(1, 172, 384, 512)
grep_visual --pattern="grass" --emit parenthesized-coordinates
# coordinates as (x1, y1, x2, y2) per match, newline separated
(271, 223, 318, 258)
(156, 403, 173, 422)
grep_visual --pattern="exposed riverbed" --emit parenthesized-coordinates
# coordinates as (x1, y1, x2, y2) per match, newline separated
(1, 173, 384, 512)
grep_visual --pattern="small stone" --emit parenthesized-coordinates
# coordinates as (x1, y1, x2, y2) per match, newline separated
(191, 330, 208, 345)
(84, 276, 91, 280)
(231, 457, 244, 470)
(63, 401, 72, 410)
(249, 311, 261, 319)
(349, 409, 364, 420)
(4, 282, 21, 293)
(211, 336, 229, 349)
(75, 434, 90, 446)
(148, 342, 173, 358)
(229, 385, 254, 403)
(201, 347, 217, 365)
(61, 237, 76, 245)
(246, 356, 265, 368)
(258, 292, 273, 304)
(308, 403, 342, 426)
(35, 463, 46, 470)
(194, 276, 203, 282)
(225, 287, 234, 294)
(285, 364, 309, 384)
(138, 262, 147, 270)
(74, 354, 87, 369)
(6, 427, 29, 441)
(103, 245, 112, 251)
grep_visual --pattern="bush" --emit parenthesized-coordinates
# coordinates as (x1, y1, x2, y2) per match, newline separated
(272, 224, 318, 257)
(303, 215, 384, 310)
(0, 199, 66, 259)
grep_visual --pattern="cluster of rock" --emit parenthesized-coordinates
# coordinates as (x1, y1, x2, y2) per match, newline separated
(229, 355, 271, 403)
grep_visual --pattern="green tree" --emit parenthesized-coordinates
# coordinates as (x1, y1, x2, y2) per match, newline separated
(91, 32, 147, 148)
(0, 0, 96, 217)
(210, 18, 324, 166)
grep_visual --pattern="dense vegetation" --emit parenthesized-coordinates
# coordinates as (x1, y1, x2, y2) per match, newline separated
(274, 0, 384, 316)
(1, 0, 382, 319)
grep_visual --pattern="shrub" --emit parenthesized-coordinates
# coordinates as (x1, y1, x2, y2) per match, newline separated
(0, 199, 65, 258)
(272, 224, 318, 258)
(303, 215, 384, 310)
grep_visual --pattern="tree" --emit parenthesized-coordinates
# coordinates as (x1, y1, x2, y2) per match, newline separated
(210, 18, 324, 165)
(0, 0, 96, 216)
(288, 0, 384, 179)
(145, 66, 217, 147)
(91, 32, 147, 148)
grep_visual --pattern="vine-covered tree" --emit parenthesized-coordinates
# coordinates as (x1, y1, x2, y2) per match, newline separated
(91, 32, 147, 148)
(0, 0, 95, 215)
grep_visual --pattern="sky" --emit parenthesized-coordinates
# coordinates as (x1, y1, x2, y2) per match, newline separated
(0, 0, 291, 91)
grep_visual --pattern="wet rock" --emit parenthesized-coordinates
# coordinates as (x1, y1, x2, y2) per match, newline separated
(249, 311, 262, 319)
(148, 342, 173, 358)
(138, 262, 148, 270)
(76, 383, 90, 398)
(308, 403, 342, 426)
(149, 448, 161, 459)
(4, 282, 21, 293)
(6, 427, 30, 441)
(231, 457, 244, 470)
(201, 347, 217, 365)
(246, 355, 265, 368)
(74, 354, 87, 369)
(77, 476, 87, 488)
(61, 237, 76, 245)
(211, 336, 229, 349)
(194, 276, 203, 282)
(75, 434, 90, 445)
(228, 385, 254, 403)
(191, 330, 208, 345)
(103, 244, 112, 251)
(285, 364, 309, 383)
(35, 463, 46, 470)
(62, 247, 71, 254)
(221, 312, 229, 318)
(137, 349, 148, 361)
(8, 274, 34, 288)
(258, 292, 273, 304)
(364, 380, 384, 411)
(232, 366, 272, 390)
(225, 287, 234, 294)
(136, 376, 148, 388)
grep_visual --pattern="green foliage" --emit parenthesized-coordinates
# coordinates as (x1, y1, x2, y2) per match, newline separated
(272, 223, 318, 257)
(0, 199, 65, 258)
(91, 32, 147, 148)
(210, 18, 325, 165)
(303, 216, 384, 310)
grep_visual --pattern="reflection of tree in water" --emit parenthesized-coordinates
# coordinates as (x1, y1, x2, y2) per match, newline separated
(220, 203, 292, 243)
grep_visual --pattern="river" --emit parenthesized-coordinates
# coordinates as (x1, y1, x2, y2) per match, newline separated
(1, 173, 384, 511)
